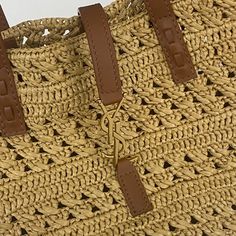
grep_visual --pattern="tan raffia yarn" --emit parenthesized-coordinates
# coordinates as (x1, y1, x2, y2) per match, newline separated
(0, 0, 236, 235)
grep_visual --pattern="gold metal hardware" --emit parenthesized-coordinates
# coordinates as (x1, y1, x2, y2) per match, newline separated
(100, 99, 126, 167)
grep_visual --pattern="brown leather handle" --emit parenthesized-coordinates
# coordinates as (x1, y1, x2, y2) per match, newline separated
(0, 37, 26, 137)
(79, 4, 123, 106)
(143, 0, 197, 84)
(0, 5, 26, 137)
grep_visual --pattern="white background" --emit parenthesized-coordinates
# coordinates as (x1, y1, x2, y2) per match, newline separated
(0, 0, 113, 26)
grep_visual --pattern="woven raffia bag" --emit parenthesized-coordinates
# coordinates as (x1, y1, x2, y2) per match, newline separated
(0, 0, 236, 235)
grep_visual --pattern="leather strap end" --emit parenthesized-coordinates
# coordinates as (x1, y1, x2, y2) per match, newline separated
(117, 159, 153, 217)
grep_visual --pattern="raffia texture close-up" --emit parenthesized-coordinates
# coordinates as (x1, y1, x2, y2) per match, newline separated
(0, 0, 236, 235)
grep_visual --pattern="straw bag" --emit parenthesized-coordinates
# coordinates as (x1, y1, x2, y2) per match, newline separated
(0, 0, 235, 235)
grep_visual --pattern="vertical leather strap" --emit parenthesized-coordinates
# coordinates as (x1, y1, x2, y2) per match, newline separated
(117, 159, 153, 217)
(0, 5, 17, 48)
(0, 34, 26, 136)
(79, 4, 152, 217)
(144, 0, 197, 84)
(0, 5, 26, 136)
(79, 4, 123, 106)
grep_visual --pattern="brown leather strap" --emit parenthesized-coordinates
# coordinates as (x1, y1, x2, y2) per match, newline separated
(0, 36, 26, 136)
(0, 5, 25, 136)
(117, 159, 153, 217)
(79, 4, 123, 105)
(0, 5, 17, 48)
(79, 4, 152, 217)
(144, 0, 197, 84)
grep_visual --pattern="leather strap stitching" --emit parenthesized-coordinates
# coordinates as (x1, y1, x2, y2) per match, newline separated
(0, 37, 26, 136)
(99, 7, 120, 94)
(118, 170, 151, 215)
(82, 9, 119, 94)
(79, 4, 123, 105)
(162, 0, 195, 82)
(144, 0, 197, 84)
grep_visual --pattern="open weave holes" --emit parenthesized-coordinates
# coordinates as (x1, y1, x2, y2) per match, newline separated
(0, 0, 236, 235)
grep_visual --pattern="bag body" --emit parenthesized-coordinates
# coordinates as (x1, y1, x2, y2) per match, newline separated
(0, 0, 236, 235)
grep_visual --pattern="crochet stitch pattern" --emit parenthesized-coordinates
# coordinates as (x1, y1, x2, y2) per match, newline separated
(0, 0, 235, 235)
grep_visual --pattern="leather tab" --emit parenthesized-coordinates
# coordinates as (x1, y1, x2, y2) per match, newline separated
(0, 37, 26, 136)
(117, 159, 153, 217)
(0, 5, 17, 48)
(144, 0, 197, 84)
(79, 4, 123, 105)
